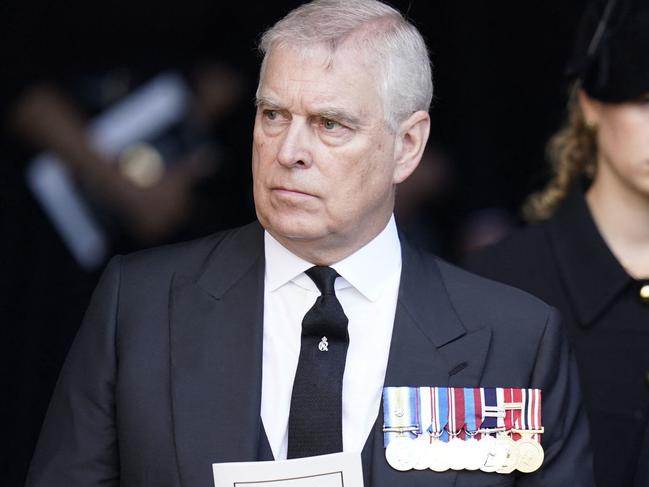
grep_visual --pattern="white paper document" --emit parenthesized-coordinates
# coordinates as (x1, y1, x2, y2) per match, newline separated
(212, 452, 364, 487)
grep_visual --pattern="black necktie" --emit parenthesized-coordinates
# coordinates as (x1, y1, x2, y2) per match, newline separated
(287, 266, 350, 459)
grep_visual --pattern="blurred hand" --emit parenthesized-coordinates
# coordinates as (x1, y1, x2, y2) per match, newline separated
(110, 147, 216, 244)
(10, 84, 218, 245)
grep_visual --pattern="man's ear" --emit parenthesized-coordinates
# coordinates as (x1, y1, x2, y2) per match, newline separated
(392, 110, 430, 184)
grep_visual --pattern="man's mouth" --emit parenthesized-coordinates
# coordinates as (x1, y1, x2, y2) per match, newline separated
(272, 187, 315, 198)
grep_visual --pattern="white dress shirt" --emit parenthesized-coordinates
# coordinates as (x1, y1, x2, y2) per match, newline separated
(260, 216, 402, 460)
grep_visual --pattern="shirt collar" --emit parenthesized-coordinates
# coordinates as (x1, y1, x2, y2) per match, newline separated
(264, 215, 402, 302)
(548, 185, 633, 326)
(264, 232, 313, 293)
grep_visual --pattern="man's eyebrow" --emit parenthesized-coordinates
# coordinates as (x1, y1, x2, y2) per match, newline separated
(255, 96, 283, 109)
(255, 97, 362, 128)
(316, 108, 362, 128)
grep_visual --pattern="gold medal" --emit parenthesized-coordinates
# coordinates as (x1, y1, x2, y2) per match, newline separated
(514, 387, 544, 473)
(515, 436, 544, 473)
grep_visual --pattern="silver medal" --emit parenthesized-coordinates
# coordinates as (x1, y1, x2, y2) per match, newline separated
(480, 435, 507, 472)
(412, 436, 432, 470)
(496, 435, 520, 474)
(463, 437, 488, 471)
(427, 438, 451, 472)
(385, 436, 416, 471)
(447, 437, 466, 471)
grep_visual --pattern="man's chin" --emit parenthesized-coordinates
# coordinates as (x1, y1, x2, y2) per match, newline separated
(266, 225, 323, 243)
(258, 210, 320, 238)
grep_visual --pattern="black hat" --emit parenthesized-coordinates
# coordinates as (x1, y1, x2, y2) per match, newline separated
(568, 0, 649, 102)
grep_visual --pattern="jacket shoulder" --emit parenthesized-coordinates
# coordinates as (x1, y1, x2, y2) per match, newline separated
(438, 257, 551, 313)
(436, 257, 555, 336)
(118, 222, 260, 281)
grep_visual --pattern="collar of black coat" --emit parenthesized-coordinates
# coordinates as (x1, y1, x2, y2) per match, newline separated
(547, 184, 633, 327)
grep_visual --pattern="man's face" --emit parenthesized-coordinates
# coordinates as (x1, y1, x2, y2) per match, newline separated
(252, 42, 400, 262)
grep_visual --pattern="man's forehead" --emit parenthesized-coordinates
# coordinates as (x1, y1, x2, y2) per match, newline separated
(257, 85, 360, 109)
(259, 43, 382, 115)
(263, 41, 377, 86)
(269, 36, 364, 66)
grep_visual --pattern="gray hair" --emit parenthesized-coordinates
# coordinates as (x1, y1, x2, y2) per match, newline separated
(257, 0, 433, 131)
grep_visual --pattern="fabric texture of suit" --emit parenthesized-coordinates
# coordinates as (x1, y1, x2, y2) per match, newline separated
(27, 221, 594, 486)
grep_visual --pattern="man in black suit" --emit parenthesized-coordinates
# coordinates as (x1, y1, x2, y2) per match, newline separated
(26, 1, 594, 486)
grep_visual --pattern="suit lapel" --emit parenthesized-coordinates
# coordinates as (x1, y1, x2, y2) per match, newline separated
(369, 238, 492, 487)
(170, 223, 266, 486)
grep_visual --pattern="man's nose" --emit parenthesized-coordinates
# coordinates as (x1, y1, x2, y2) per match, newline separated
(277, 120, 313, 168)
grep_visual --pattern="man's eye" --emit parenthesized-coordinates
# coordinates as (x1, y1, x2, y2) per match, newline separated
(322, 119, 341, 130)
(264, 110, 280, 120)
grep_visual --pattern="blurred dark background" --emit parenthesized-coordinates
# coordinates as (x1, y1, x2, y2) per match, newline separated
(0, 1, 586, 484)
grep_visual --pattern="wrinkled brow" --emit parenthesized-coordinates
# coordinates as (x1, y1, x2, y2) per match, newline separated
(317, 108, 362, 128)
(255, 96, 362, 128)
(255, 96, 282, 109)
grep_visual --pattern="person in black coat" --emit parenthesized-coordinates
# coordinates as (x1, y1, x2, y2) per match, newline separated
(464, 1, 649, 486)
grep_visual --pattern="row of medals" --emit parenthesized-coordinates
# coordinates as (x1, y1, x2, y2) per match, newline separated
(385, 429, 544, 474)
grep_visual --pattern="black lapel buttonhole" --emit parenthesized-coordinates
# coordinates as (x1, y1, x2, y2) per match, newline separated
(448, 361, 468, 376)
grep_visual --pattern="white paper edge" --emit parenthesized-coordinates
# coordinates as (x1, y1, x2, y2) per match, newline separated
(212, 452, 364, 487)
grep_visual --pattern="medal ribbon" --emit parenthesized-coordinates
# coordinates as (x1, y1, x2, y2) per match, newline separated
(503, 387, 514, 434)
(512, 387, 523, 441)
(448, 387, 466, 440)
(433, 387, 450, 442)
(481, 387, 496, 429)
(481, 387, 502, 438)
(521, 387, 529, 434)
(418, 386, 433, 439)
(382, 387, 418, 447)
(383, 387, 540, 447)
(496, 387, 505, 430)
(448, 387, 454, 437)
(521, 389, 529, 433)
(427, 387, 436, 443)
(464, 387, 478, 440)
(473, 387, 484, 440)
(520, 388, 542, 442)
(528, 388, 542, 442)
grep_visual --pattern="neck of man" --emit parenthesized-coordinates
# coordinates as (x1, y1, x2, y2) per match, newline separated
(586, 166, 649, 278)
(270, 212, 394, 266)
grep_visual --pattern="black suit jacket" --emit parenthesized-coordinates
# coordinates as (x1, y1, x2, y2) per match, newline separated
(27, 222, 594, 486)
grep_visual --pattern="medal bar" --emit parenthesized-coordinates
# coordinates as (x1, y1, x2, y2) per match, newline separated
(382, 387, 545, 474)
